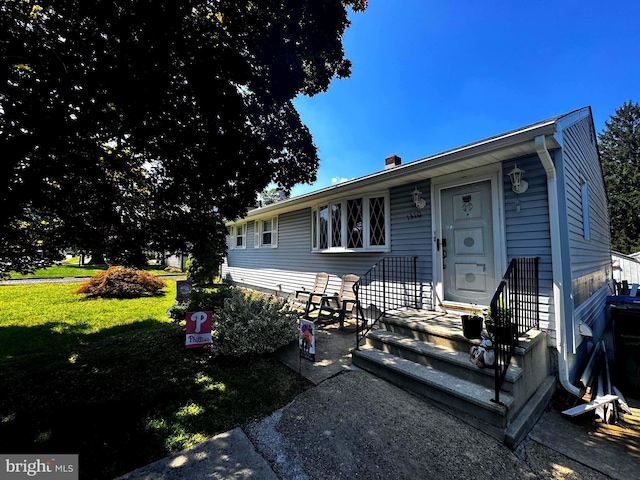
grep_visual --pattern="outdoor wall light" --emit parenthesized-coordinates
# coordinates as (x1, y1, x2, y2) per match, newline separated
(508, 164, 528, 194)
(412, 187, 426, 209)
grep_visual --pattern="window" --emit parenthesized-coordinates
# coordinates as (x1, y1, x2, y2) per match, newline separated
(319, 205, 329, 249)
(311, 210, 318, 249)
(369, 196, 386, 246)
(232, 223, 246, 249)
(331, 203, 342, 247)
(254, 216, 278, 248)
(347, 198, 363, 248)
(311, 193, 389, 252)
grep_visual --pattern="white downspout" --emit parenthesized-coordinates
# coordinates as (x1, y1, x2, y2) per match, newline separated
(534, 135, 581, 396)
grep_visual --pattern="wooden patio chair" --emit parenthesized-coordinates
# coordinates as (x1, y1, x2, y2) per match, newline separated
(317, 274, 360, 329)
(295, 272, 330, 316)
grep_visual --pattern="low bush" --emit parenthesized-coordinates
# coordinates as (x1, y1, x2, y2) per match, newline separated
(189, 285, 234, 311)
(166, 285, 233, 322)
(166, 302, 189, 322)
(211, 288, 298, 357)
(75, 266, 167, 298)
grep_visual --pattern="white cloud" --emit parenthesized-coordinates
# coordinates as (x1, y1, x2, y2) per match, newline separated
(331, 177, 349, 184)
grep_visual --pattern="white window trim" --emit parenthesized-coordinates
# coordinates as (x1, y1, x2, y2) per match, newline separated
(310, 192, 390, 253)
(253, 216, 279, 248)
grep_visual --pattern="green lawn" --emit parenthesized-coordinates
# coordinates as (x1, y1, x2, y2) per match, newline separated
(0, 281, 310, 480)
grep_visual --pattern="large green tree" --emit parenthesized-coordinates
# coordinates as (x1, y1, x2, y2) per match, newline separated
(0, 0, 367, 274)
(599, 100, 640, 254)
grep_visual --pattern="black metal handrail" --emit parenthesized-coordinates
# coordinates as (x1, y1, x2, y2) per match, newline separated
(353, 256, 418, 349)
(489, 257, 539, 403)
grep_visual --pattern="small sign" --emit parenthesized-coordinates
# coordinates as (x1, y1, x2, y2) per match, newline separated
(185, 311, 212, 348)
(176, 280, 193, 302)
(299, 318, 316, 362)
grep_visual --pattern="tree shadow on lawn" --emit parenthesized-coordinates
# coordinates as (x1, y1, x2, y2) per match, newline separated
(0, 320, 312, 480)
(0, 318, 169, 365)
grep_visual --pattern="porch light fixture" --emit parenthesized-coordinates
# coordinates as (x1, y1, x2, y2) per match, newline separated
(412, 187, 426, 209)
(508, 164, 528, 194)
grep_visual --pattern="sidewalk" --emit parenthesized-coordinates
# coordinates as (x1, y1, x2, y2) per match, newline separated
(117, 324, 639, 480)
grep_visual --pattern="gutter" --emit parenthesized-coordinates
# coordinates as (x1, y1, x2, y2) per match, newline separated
(534, 135, 581, 396)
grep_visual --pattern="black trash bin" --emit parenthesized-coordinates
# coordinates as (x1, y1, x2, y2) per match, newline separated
(611, 305, 640, 399)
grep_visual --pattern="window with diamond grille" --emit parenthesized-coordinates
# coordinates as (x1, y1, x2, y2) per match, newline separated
(347, 199, 363, 248)
(312, 209, 318, 249)
(331, 203, 342, 247)
(310, 194, 388, 252)
(319, 206, 329, 249)
(369, 196, 386, 246)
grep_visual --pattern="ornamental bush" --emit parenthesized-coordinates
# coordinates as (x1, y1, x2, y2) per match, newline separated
(75, 266, 166, 298)
(210, 288, 298, 357)
(166, 285, 233, 322)
(185, 242, 223, 286)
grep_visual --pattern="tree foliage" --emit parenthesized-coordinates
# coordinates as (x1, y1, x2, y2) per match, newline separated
(260, 186, 289, 206)
(598, 100, 640, 254)
(0, 0, 367, 275)
(185, 228, 227, 286)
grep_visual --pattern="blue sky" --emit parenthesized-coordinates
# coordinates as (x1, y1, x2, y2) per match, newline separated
(289, 0, 640, 197)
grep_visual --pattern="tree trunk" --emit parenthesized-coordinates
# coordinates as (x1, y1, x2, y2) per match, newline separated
(87, 250, 106, 265)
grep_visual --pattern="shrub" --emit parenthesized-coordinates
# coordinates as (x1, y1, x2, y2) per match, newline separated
(210, 288, 298, 357)
(185, 242, 223, 286)
(166, 302, 189, 322)
(188, 285, 233, 311)
(164, 266, 181, 273)
(166, 285, 233, 322)
(75, 266, 166, 298)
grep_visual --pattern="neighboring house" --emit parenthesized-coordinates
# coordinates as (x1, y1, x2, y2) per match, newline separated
(223, 107, 613, 442)
(165, 252, 188, 272)
(612, 251, 640, 286)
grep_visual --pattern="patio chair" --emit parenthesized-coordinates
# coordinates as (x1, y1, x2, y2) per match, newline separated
(316, 274, 360, 329)
(295, 272, 330, 316)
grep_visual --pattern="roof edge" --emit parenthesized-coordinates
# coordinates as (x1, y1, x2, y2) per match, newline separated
(234, 108, 591, 222)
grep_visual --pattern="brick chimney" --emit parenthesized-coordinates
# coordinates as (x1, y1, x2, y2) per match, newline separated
(385, 154, 401, 170)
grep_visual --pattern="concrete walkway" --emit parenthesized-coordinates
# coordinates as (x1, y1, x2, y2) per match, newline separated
(117, 324, 639, 480)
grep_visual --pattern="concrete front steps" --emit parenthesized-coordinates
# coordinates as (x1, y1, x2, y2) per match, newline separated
(351, 310, 556, 448)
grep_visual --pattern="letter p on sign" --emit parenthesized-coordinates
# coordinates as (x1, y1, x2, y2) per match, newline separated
(190, 311, 208, 333)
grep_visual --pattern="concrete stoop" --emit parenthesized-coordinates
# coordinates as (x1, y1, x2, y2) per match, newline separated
(351, 311, 555, 448)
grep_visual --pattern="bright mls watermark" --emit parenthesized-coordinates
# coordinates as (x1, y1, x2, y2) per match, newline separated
(1, 454, 78, 479)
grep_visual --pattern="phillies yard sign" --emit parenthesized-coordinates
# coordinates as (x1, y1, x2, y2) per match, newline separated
(185, 311, 212, 348)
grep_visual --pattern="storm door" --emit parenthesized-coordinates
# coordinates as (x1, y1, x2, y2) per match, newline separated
(440, 180, 495, 305)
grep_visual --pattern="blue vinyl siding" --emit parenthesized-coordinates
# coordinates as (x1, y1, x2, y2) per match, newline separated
(389, 181, 433, 306)
(223, 181, 434, 305)
(559, 116, 612, 357)
(503, 154, 554, 332)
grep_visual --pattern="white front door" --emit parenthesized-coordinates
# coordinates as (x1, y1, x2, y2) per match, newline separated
(439, 180, 495, 306)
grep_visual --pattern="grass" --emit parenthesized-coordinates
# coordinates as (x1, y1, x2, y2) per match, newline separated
(0, 280, 311, 480)
(9, 262, 170, 279)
